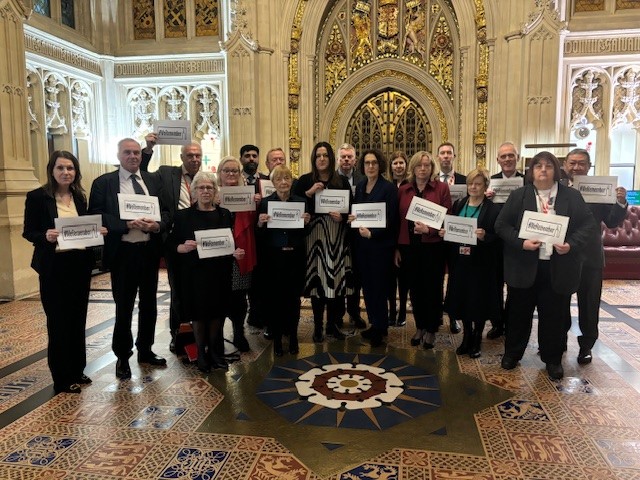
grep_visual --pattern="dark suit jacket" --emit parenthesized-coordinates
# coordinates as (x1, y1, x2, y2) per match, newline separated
(490, 171, 524, 179)
(353, 177, 399, 248)
(438, 171, 467, 184)
(88, 170, 168, 269)
(495, 183, 596, 295)
(583, 201, 627, 268)
(140, 151, 183, 225)
(23, 187, 89, 275)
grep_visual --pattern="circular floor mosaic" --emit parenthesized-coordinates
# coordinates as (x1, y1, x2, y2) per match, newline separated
(256, 352, 441, 430)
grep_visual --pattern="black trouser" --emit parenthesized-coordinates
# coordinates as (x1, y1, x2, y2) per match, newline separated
(357, 243, 394, 330)
(110, 242, 160, 359)
(576, 264, 603, 350)
(39, 250, 92, 389)
(164, 249, 181, 338)
(402, 242, 446, 333)
(505, 261, 570, 365)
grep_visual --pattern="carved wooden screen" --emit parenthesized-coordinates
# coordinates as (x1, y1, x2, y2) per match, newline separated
(345, 90, 431, 160)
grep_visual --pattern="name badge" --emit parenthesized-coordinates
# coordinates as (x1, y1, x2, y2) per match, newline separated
(459, 246, 471, 256)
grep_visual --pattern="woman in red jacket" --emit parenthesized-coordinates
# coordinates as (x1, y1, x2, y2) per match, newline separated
(396, 151, 451, 349)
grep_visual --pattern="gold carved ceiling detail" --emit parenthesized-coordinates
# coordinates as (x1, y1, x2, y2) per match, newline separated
(574, 0, 605, 12)
(133, 0, 156, 40)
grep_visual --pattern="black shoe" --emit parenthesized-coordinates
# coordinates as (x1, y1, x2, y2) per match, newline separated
(77, 374, 92, 385)
(116, 359, 132, 379)
(449, 318, 461, 334)
(326, 326, 346, 340)
(486, 327, 504, 339)
(263, 328, 273, 341)
(274, 346, 283, 357)
(335, 318, 344, 328)
(233, 335, 251, 353)
(410, 330, 423, 346)
(54, 383, 81, 394)
(422, 332, 435, 349)
(361, 327, 374, 339)
(137, 351, 167, 366)
(546, 363, 564, 380)
(289, 336, 299, 355)
(211, 357, 229, 370)
(577, 348, 592, 365)
(313, 326, 325, 343)
(501, 356, 518, 370)
(369, 329, 384, 347)
(169, 338, 176, 353)
(396, 314, 406, 327)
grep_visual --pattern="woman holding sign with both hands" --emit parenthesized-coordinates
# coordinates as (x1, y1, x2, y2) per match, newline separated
(257, 165, 310, 356)
(23, 151, 107, 394)
(396, 151, 451, 349)
(438, 169, 500, 359)
(169, 171, 245, 373)
(349, 149, 398, 347)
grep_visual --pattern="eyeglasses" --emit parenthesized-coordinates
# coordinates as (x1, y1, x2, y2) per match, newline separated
(221, 169, 240, 174)
(196, 185, 215, 190)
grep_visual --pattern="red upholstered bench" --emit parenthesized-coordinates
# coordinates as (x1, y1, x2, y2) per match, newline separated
(602, 205, 640, 279)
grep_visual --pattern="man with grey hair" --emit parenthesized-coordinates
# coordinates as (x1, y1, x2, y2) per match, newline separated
(141, 135, 203, 352)
(261, 147, 287, 179)
(486, 141, 525, 340)
(337, 143, 366, 329)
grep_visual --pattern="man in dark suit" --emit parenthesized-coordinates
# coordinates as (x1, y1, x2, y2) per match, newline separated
(240, 144, 260, 187)
(562, 148, 627, 364)
(436, 142, 466, 185)
(337, 143, 366, 329)
(437, 142, 465, 334)
(140, 136, 202, 353)
(486, 142, 526, 339)
(496, 151, 595, 380)
(89, 138, 169, 379)
(262, 148, 287, 180)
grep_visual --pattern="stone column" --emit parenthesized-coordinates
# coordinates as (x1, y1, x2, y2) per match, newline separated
(0, 0, 41, 299)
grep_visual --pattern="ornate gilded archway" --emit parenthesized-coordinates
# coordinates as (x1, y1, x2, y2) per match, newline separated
(345, 89, 432, 159)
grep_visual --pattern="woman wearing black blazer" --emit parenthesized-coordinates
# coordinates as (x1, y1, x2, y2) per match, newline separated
(23, 151, 105, 394)
(441, 169, 500, 358)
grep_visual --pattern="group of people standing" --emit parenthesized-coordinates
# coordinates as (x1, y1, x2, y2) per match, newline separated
(24, 137, 628, 393)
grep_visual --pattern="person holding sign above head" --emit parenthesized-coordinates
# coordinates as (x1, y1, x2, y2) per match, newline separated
(396, 151, 452, 349)
(217, 156, 258, 353)
(438, 169, 500, 358)
(23, 151, 107, 394)
(562, 148, 627, 365)
(89, 138, 170, 380)
(169, 172, 245, 373)
(495, 152, 596, 380)
(348, 149, 399, 347)
(257, 165, 310, 357)
(293, 142, 353, 343)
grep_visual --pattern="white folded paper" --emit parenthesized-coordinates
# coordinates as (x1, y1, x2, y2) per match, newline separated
(351, 203, 386, 228)
(405, 197, 448, 229)
(219, 186, 256, 212)
(118, 193, 162, 221)
(153, 120, 192, 145)
(448, 184, 467, 204)
(315, 189, 350, 214)
(194, 228, 235, 258)
(260, 180, 276, 198)
(443, 215, 477, 245)
(573, 175, 617, 204)
(267, 201, 305, 229)
(518, 210, 569, 245)
(54, 215, 104, 249)
(489, 177, 524, 203)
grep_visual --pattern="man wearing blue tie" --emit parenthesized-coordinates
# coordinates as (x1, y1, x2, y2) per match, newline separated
(89, 138, 169, 379)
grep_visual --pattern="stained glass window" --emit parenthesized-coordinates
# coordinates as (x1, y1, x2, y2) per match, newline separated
(33, 0, 51, 17)
(133, 0, 156, 40)
(61, 0, 75, 28)
(195, 0, 219, 37)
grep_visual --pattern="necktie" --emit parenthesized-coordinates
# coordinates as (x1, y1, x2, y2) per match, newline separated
(130, 174, 145, 195)
(442, 174, 449, 183)
(247, 175, 255, 185)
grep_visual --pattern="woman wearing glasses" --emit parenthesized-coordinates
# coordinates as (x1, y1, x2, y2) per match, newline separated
(217, 156, 258, 353)
(169, 171, 245, 372)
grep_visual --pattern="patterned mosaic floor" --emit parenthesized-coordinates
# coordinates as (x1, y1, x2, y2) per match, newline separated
(0, 274, 640, 479)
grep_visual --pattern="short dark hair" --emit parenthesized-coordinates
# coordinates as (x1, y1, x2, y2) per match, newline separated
(437, 142, 456, 156)
(240, 144, 259, 157)
(527, 151, 561, 183)
(44, 150, 85, 201)
(358, 149, 387, 176)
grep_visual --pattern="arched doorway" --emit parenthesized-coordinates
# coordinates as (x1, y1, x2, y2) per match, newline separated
(344, 89, 432, 160)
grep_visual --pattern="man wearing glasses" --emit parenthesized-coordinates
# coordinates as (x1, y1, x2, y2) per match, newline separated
(141, 135, 203, 353)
